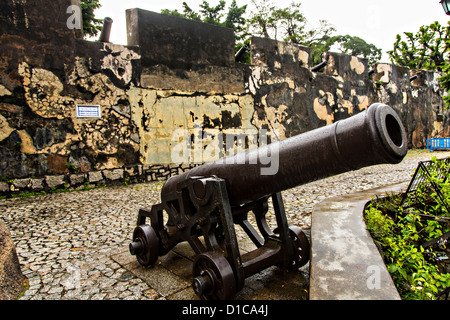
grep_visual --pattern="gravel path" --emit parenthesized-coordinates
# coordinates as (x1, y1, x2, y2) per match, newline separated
(1, 149, 449, 300)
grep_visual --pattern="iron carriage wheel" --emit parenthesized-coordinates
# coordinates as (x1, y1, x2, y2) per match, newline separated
(129, 224, 159, 267)
(192, 251, 236, 300)
(288, 226, 310, 270)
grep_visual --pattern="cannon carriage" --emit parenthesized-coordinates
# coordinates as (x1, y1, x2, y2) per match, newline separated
(129, 103, 408, 300)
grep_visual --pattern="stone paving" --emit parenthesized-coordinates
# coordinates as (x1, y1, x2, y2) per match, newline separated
(1, 149, 449, 300)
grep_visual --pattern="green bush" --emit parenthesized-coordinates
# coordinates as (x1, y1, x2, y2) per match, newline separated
(365, 157, 450, 300)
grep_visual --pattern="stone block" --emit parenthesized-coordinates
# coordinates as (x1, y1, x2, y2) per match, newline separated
(103, 169, 124, 181)
(70, 174, 86, 185)
(31, 179, 44, 191)
(88, 171, 103, 183)
(0, 220, 26, 300)
(13, 178, 30, 189)
(45, 175, 65, 188)
(0, 182, 10, 192)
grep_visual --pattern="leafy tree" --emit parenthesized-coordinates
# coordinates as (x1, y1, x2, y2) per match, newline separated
(80, 0, 103, 38)
(161, 4, 194, 20)
(246, 0, 334, 46)
(271, 2, 306, 43)
(200, 0, 226, 24)
(315, 35, 382, 66)
(388, 21, 450, 72)
(182, 2, 202, 21)
(246, 0, 278, 39)
(225, 0, 247, 37)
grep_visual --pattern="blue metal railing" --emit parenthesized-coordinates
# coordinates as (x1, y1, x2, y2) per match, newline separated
(426, 138, 450, 152)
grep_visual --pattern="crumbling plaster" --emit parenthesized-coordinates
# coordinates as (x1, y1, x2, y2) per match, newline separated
(127, 87, 255, 164)
(14, 58, 141, 171)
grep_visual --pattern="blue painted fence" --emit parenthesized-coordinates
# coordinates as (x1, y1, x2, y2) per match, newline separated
(426, 138, 450, 152)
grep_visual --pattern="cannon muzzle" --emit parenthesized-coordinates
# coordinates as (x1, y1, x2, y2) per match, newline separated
(162, 103, 407, 206)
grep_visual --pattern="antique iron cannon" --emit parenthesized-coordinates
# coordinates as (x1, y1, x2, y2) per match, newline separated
(98, 17, 113, 43)
(129, 103, 408, 300)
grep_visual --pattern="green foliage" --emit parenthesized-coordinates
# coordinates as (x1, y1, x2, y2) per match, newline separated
(200, 0, 226, 24)
(410, 156, 450, 218)
(245, 0, 275, 39)
(270, 2, 307, 44)
(388, 21, 450, 72)
(11, 191, 46, 198)
(66, 162, 79, 174)
(365, 158, 450, 300)
(365, 204, 396, 239)
(225, 0, 247, 37)
(308, 34, 382, 66)
(366, 205, 450, 299)
(81, 0, 103, 38)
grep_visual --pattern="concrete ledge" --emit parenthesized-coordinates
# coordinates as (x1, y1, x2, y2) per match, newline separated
(310, 183, 407, 300)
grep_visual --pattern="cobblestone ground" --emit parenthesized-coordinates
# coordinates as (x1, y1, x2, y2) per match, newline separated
(1, 150, 449, 300)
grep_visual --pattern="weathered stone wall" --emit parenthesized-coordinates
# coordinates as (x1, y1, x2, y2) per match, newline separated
(371, 64, 447, 148)
(0, 0, 448, 197)
(126, 9, 244, 94)
(0, 0, 142, 182)
(248, 37, 448, 148)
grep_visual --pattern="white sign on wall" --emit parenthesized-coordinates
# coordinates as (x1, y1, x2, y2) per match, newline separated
(76, 105, 101, 118)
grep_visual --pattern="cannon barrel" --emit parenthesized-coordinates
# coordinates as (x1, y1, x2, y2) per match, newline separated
(311, 60, 329, 72)
(162, 103, 407, 206)
(98, 17, 113, 43)
(235, 44, 249, 62)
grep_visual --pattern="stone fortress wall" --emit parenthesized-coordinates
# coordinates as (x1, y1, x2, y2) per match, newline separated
(0, 0, 448, 196)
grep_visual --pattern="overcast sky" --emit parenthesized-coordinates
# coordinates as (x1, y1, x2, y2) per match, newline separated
(92, 0, 449, 63)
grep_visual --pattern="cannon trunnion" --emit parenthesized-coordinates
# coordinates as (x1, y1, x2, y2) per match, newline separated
(129, 103, 408, 300)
